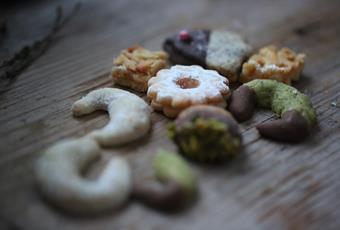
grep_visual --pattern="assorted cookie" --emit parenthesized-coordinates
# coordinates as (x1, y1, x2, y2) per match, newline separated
(229, 79, 316, 142)
(36, 28, 316, 216)
(132, 149, 197, 211)
(240, 45, 305, 85)
(147, 65, 230, 118)
(168, 105, 242, 162)
(111, 45, 168, 92)
(72, 88, 151, 147)
(163, 29, 252, 82)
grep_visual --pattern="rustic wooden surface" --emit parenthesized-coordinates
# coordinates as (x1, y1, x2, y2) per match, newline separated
(0, 0, 340, 229)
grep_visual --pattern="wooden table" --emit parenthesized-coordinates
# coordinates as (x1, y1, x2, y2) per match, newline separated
(0, 0, 339, 229)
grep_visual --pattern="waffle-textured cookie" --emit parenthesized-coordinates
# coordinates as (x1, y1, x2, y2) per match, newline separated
(111, 46, 168, 92)
(240, 45, 305, 85)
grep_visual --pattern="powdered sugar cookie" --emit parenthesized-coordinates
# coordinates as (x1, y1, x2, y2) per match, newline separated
(147, 65, 230, 118)
(72, 88, 151, 146)
(240, 45, 305, 85)
(111, 46, 168, 92)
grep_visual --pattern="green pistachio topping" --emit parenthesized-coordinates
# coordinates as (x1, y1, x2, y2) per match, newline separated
(245, 79, 316, 126)
(153, 149, 197, 197)
(168, 117, 242, 162)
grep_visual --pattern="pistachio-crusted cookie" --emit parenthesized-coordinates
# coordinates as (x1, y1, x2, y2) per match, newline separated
(163, 29, 252, 82)
(240, 45, 305, 85)
(168, 105, 242, 162)
(228, 79, 316, 142)
(147, 65, 230, 118)
(111, 45, 168, 92)
(132, 149, 197, 211)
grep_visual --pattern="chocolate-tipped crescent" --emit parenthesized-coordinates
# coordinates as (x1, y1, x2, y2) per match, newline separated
(133, 150, 197, 211)
(132, 180, 185, 211)
(256, 110, 310, 142)
(228, 85, 256, 122)
(228, 80, 317, 143)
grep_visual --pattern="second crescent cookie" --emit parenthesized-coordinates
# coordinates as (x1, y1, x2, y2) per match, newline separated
(147, 65, 230, 118)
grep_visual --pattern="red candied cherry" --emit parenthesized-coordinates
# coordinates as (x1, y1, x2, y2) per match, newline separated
(179, 30, 192, 42)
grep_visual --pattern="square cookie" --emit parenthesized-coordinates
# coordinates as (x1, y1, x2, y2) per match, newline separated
(112, 46, 168, 92)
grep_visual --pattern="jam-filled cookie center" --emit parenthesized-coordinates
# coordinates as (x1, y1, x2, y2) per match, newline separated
(175, 77, 200, 89)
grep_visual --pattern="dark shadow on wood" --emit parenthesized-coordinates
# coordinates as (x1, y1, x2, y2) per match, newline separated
(293, 73, 314, 91)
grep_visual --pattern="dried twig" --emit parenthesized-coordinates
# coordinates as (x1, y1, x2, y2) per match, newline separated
(0, 3, 81, 80)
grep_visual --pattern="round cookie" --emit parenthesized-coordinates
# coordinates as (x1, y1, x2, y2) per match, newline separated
(163, 29, 252, 82)
(147, 65, 230, 118)
(168, 105, 242, 162)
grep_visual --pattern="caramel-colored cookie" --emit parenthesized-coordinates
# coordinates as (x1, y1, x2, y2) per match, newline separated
(111, 46, 168, 92)
(240, 45, 305, 85)
(147, 65, 230, 118)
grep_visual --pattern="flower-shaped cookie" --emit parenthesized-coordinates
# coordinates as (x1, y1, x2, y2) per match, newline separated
(147, 65, 230, 118)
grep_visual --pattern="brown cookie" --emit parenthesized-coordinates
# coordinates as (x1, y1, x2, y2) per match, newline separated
(111, 45, 168, 92)
(168, 105, 242, 162)
(240, 45, 305, 85)
(163, 30, 252, 82)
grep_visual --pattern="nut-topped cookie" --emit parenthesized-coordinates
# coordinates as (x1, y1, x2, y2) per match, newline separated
(168, 105, 242, 162)
(111, 45, 168, 92)
(163, 29, 252, 82)
(240, 45, 305, 85)
(228, 79, 316, 142)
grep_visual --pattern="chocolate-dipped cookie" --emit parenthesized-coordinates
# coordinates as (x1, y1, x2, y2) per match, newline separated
(163, 29, 252, 82)
(168, 105, 242, 162)
(228, 79, 317, 142)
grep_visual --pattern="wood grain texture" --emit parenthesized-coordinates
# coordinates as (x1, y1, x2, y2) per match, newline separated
(0, 0, 340, 229)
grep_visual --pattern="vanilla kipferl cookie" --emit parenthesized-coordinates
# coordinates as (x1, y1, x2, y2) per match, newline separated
(111, 46, 168, 92)
(240, 45, 305, 85)
(147, 65, 230, 118)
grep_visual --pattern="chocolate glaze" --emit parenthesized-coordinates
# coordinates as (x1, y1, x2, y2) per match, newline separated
(228, 85, 311, 142)
(132, 180, 186, 211)
(256, 110, 310, 142)
(228, 85, 256, 122)
(163, 30, 210, 67)
(175, 105, 242, 140)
